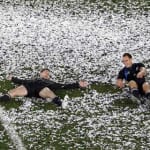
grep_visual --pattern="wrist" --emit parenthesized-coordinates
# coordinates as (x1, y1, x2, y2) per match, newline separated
(140, 70, 146, 76)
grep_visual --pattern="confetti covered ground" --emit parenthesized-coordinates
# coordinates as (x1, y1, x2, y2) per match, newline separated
(0, 0, 150, 149)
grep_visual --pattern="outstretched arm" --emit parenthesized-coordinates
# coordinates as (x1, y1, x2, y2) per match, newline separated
(7, 75, 32, 85)
(48, 80, 88, 90)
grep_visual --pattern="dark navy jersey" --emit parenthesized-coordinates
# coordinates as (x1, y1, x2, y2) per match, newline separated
(117, 63, 145, 82)
(11, 77, 80, 90)
(12, 77, 80, 91)
(11, 77, 80, 98)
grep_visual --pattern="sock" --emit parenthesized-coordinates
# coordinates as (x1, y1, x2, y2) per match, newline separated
(145, 92, 150, 99)
(131, 88, 140, 99)
(0, 94, 11, 102)
(52, 97, 62, 106)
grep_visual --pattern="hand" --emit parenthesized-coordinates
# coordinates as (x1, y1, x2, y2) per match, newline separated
(6, 74, 13, 81)
(137, 71, 144, 78)
(79, 80, 89, 88)
(116, 79, 124, 89)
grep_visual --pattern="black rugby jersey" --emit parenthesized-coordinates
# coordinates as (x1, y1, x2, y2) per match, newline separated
(11, 77, 80, 90)
(117, 63, 145, 82)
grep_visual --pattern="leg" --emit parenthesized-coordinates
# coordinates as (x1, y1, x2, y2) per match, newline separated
(142, 82, 150, 93)
(39, 87, 62, 106)
(39, 87, 56, 99)
(8, 85, 28, 98)
(142, 82, 150, 98)
(128, 80, 140, 98)
(128, 80, 138, 89)
(0, 85, 28, 102)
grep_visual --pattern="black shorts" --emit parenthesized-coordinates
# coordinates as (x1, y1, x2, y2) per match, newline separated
(135, 78, 146, 95)
(23, 83, 46, 98)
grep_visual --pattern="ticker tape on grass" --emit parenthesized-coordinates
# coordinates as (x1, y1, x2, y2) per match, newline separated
(0, 106, 26, 150)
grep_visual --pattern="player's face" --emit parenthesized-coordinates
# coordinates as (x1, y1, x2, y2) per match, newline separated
(122, 56, 132, 68)
(40, 70, 50, 79)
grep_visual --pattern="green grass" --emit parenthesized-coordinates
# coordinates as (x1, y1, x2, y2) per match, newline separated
(0, 80, 14, 93)
(0, 124, 13, 150)
(0, 79, 121, 110)
(90, 83, 119, 94)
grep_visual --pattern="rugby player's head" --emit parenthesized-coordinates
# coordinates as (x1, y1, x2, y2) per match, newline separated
(40, 68, 50, 79)
(122, 53, 133, 68)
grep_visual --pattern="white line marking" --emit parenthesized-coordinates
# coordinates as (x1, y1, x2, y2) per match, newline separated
(0, 106, 26, 150)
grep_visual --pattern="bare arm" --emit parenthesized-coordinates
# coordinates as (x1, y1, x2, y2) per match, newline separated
(7, 75, 32, 85)
(47, 80, 88, 90)
(137, 67, 147, 78)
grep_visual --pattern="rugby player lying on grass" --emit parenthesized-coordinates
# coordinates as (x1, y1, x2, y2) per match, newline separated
(0, 68, 88, 108)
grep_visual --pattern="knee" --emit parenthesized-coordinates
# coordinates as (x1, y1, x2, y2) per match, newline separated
(42, 87, 50, 92)
(143, 82, 150, 90)
(128, 80, 138, 88)
(39, 87, 50, 97)
(39, 87, 56, 99)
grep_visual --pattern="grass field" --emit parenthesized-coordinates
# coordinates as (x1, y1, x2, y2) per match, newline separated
(0, 0, 149, 149)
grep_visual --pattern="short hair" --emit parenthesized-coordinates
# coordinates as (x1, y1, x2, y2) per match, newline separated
(40, 68, 50, 73)
(122, 53, 132, 58)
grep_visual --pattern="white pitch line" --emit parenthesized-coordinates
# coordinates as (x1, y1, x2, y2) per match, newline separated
(0, 106, 26, 150)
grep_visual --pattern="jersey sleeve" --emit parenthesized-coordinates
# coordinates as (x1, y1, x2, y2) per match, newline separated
(117, 69, 124, 80)
(11, 77, 32, 85)
(137, 63, 145, 68)
(47, 82, 80, 90)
